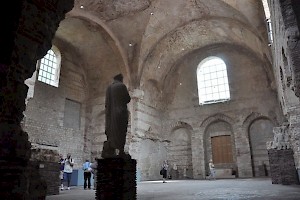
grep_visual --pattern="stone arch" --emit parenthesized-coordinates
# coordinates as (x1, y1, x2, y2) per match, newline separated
(170, 121, 193, 133)
(242, 112, 277, 131)
(243, 112, 275, 177)
(65, 10, 132, 86)
(139, 16, 270, 89)
(200, 113, 235, 129)
(167, 121, 193, 179)
(202, 115, 236, 176)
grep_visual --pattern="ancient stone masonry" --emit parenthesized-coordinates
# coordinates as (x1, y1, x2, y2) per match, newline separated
(74, 0, 151, 21)
(266, 125, 291, 150)
(269, 0, 300, 181)
(30, 146, 60, 196)
(0, 0, 74, 199)
(275, 0, 300, 97)
(267, 125, 299, 185)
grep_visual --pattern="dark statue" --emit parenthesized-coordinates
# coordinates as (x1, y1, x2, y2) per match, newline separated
(102, 73, 131, 158)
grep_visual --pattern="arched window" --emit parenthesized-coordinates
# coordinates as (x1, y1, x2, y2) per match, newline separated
(37, 46, 61, 87)
(197, 57, 230, 105)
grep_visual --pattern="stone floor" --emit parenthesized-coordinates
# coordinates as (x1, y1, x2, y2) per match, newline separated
(46, 178, 300, 200)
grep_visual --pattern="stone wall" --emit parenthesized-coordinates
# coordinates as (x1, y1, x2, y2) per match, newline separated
(24, 50, 87, 168)
(166, 127, 193, 179)
(160, 47, 281, 179)
(0, 0, 74, 198)
(128, 96, 166, 181)
(31, 148, 60, 195)
(268, 0, 300, 169)
(89, 96, 106, 159)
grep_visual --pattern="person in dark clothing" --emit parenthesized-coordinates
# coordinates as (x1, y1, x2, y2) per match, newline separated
(161, 160, 169, 183)
(90, 157, 98, 190)
(102, 73, 131, 158)
(58, 154, 65, 190)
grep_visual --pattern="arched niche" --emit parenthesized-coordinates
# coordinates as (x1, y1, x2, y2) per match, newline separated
(248, 117, 274, 177)
(167, 126, 193, 179)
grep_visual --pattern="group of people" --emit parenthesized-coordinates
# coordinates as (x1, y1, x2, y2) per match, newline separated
(59, 154, 98, 190)
(160, 159, 216, 182)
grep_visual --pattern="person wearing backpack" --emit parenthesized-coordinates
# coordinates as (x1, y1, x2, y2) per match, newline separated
(63, 153, 74, 190)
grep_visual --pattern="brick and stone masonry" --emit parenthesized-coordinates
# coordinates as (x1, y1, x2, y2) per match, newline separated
(268, 149, 299, 185)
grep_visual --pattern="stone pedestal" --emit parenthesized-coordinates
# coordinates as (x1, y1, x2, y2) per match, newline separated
(96, 158, 136, 200)
(268, 149, 299, 185)
(38, 161, 60, 195)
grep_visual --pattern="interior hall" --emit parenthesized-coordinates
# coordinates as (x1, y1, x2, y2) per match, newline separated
(1, 0, 300, 199)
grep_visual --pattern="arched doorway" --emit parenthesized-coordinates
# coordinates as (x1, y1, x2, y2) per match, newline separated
(204, 120, 236, 177)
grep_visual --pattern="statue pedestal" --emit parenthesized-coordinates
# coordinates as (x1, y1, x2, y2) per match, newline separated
(96, 158, 136, 200)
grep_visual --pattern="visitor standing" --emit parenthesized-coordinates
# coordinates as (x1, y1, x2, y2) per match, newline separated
(209, 159, 216, 180)
(82, 159, 92, 190)
(90, 157, 98, 190)
(58, 154, 65, 190)
(161, 160, 169, 183)
(63, 153, 74, 190)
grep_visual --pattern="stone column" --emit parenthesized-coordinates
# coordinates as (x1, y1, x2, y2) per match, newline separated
(191, 128, 205, 179)
(0, 1, 74, 199)
(234, 126, 253, 178)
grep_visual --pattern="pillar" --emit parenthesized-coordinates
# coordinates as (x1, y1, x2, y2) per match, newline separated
(0, 1, 74, 199)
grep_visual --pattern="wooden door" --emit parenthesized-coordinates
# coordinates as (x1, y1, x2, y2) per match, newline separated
(211, 135, 233, 164)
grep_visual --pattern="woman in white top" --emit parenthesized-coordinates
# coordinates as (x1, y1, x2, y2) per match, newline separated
(63, 153, 74, 190)
(208, 159, 216, 180)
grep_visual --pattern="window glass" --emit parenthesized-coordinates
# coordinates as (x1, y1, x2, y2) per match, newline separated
(197, 57, 230, 105)
(37, 46, 61, 87)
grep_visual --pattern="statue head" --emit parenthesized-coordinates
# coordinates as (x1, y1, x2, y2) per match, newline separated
(113, 73, 123, 82)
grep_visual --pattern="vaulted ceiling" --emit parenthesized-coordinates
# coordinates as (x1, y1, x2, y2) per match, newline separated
(53, 0, 272, 99)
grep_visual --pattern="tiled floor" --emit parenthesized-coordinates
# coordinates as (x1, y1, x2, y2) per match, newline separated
(46, 178, 300, 200)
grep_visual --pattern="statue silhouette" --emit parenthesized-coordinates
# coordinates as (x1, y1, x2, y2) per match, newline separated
(102, 73, 131, 158)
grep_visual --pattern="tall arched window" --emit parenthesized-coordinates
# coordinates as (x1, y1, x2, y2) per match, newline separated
(37, 46, 61, 87)
(197, 57, 230, 105)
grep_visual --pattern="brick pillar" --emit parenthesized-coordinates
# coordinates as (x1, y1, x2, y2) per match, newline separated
(268, 149, 299, 185)
(0, 1, 74, 199)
